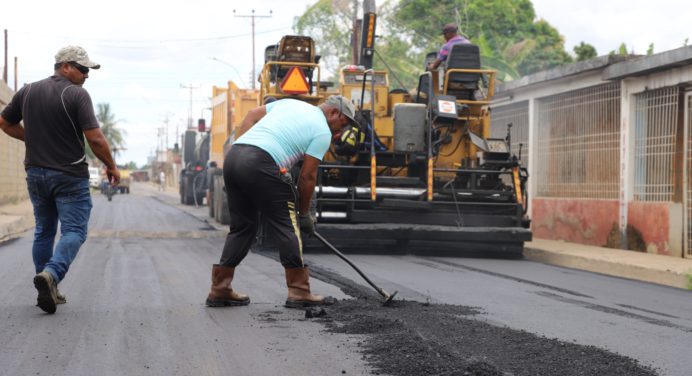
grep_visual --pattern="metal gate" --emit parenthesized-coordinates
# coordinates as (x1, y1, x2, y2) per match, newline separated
(685, 92, 692, 258)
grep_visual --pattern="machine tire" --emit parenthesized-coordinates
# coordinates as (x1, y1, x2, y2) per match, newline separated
(214, 176, 230, 225)
(207, 189, 214, 218)
(212, 176, 222, 222)
(182, 175, 194, 205)
(218, 189, 230, 225)
(207, 167, 220, 218)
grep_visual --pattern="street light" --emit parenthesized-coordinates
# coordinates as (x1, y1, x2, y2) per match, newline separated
(210, 57, 247, 88)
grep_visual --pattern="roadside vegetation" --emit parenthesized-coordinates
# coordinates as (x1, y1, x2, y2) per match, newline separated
(294, 0, 671, 88)
(86, 103, 138, 169)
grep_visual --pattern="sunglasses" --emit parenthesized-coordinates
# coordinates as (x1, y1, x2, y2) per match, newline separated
(68, 62, 89, 74)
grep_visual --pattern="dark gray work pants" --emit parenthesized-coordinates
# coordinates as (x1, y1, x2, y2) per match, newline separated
(219, 144, 304, 268)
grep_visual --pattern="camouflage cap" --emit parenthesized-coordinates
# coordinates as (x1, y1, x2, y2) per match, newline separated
(55, 46, 101, 69)
(324, 95, 358, 126)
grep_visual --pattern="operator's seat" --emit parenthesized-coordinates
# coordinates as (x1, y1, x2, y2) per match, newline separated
(445, 44, 481, 100)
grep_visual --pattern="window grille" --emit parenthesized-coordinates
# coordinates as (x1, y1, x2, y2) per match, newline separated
(491, 101, 529, 168)
(633, 87, 679, 202)
(535, 83, 621, 198)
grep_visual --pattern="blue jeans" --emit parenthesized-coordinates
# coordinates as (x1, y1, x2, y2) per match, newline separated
(26, 167, 92, 283)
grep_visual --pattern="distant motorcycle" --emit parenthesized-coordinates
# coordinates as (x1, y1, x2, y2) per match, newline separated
(99, 179, 115, 202)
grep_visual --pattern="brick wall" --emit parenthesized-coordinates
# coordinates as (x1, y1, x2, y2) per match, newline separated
(0, 81, 27, 205)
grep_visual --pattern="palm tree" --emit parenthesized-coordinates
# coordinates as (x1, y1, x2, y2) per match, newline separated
(86, 103, 126, 162)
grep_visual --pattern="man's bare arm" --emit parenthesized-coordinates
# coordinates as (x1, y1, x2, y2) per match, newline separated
(297, 155, 321, 215)
(237, 106, 267, 138)
(0, 116, 25, 141)
(84, 127, 120, 185)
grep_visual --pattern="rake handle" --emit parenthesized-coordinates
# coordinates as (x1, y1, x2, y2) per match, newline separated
(313, 232, 390, 299)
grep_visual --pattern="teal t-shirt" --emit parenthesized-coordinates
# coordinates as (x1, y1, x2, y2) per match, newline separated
(235, 99, 332, 169)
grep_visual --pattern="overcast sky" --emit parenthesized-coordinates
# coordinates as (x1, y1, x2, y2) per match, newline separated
(2, 0, 689, 167)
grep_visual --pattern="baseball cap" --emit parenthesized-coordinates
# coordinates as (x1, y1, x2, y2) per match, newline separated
(55, 46, 101, 69)
(324, 95, 358, 126)
(441, 23, 458, 35)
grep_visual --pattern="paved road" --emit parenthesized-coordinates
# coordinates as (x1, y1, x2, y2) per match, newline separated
(0, 185, 370, 376)
(155, 182, 692, 376)
(2, 182, 691, 376)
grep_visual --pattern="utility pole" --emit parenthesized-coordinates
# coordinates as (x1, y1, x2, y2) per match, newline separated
(14, 56, 17, 91)
(163, 116, 169, 150)
(351, 0, 360, 65)
(3, 29, 8, 84)
(233, 9, 272, 90)
(180, 84, 200, 129)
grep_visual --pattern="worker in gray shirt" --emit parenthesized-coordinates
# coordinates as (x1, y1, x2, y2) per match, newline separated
(0, 45, 120, 314)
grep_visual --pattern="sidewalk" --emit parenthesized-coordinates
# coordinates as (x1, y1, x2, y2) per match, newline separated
(525, 239, 692, 290)
(1, 192, 690, 290)
(0, 199, 34, 243)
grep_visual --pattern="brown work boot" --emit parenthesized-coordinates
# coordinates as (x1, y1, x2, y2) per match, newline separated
(284, 266, 336, 309)
(205, 264, 250, 307)
(33, 271, 58, 314)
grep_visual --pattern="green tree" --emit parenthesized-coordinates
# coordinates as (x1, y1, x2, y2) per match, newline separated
(294, 0, 355, 79)
(574, 41, 597, 61)
(295, 0, 574, 86)
(392, 0, 572, 80)
(86, 103, 126, 162)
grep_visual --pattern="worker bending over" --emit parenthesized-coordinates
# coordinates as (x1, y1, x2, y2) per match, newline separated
(205, 95, 356, 308)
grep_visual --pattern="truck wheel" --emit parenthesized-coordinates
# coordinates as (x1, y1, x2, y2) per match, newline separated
(213, 177, 223, 222)
(182, 177, 194, 205)
(208, 189, 214, 217)
(214, 176, 230, 225)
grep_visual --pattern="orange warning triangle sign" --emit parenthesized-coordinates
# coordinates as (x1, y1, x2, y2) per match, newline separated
(280, 66, 310, 94)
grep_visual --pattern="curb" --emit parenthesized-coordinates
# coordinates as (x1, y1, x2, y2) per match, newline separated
(524, 247, 691, 290)
(0, 213, 34, 244)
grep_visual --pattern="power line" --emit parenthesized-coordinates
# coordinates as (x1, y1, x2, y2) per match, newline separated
(233, 9, 273, 90)
(8, 26, 290, 45)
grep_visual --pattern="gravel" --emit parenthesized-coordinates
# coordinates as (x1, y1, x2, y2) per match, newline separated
(304, 262, 659, 376)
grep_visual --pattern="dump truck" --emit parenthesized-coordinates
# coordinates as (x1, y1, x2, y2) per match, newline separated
(304, 0, 531, 256)
(179, 123, 209, 206)
(117, 169, 131, 194)
(206, 81, 259, 223)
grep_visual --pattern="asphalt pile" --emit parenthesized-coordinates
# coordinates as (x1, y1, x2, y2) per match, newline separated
(316, 298, 657, 376)
(304, 264, 658, 376)
(257, 250, 658, 375)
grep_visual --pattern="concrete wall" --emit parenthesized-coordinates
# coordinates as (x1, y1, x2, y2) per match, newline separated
(532, 198, 682, 257)
(532, 198, 619, 247)
(493, 46, 692, 258)
(0, 81, 27, 205)
(628, 202, 683, 257)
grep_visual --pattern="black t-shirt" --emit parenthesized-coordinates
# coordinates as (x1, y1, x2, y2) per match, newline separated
(1, 75, 99, 177)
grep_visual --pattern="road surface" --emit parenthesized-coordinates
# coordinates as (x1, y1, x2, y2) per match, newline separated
(1, 182, 690, 375)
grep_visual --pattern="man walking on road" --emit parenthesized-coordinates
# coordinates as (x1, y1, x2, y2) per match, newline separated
(0, 46, 120, 314)
(159, 170, 166, 191)
(205, 95, 355, 309)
